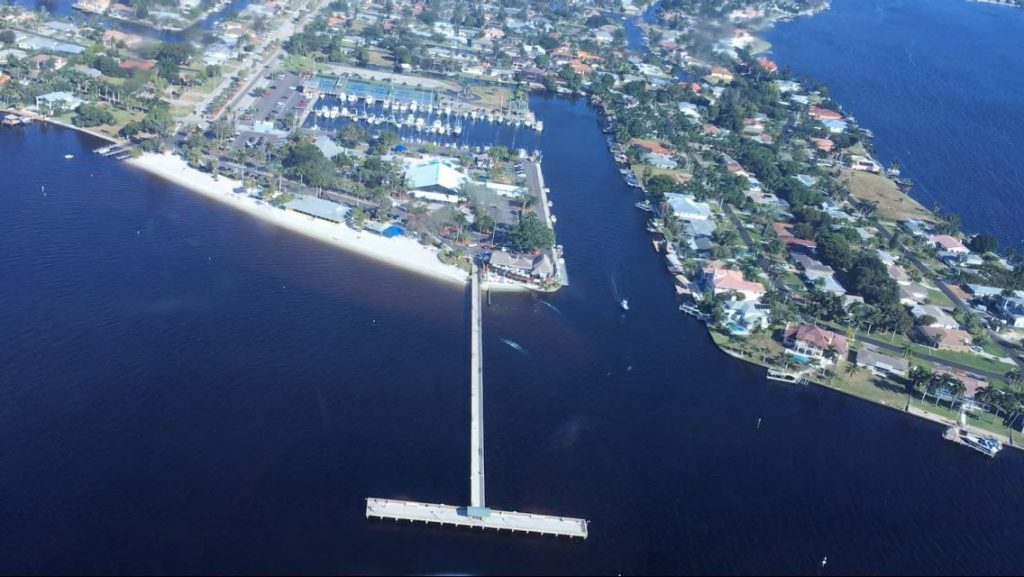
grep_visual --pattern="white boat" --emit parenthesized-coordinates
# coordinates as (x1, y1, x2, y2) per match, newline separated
(410, 101, 419, 113)
(634, 200, 653, 212)
(535, 120, 544, 132)
(444, 104, 452, 116)
(64, 154, 74, 159)
(382, 99, 391, 110)
(347, 94, 358, 103)
(620, 299, 629, 311)
(399, 101, 409, 112)
(961, 431, 1003, 457)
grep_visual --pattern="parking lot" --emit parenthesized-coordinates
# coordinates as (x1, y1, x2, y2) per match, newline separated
(231, 71, 307, 151)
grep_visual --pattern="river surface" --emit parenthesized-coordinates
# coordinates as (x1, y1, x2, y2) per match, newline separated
(766, 0, 1024, 248)
(3, 95, 1024, 573)
(17, 0, 252, 42)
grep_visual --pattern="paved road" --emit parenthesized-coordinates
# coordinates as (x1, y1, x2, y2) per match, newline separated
(723, 203, 786, 293)
(851, 330, 1010, 381)
(723, 202, 1016, 377)
(181, 0, 328, 129)
(870, 217, 1024, 371)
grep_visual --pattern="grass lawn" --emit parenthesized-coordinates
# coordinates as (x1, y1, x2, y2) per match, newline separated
(808, 367, 910, 410)
(908, 397, 1019, 439)
(283, 54, 324, 73)
(367, 48, 392, 68)
(468, 84, 515, 111)
(926, 288, 957, 308)
(837, 168, 933, 222)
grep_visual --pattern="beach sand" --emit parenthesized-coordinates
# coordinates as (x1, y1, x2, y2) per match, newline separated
(127, 152, 472, 287)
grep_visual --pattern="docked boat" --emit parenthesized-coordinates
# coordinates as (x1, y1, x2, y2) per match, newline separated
(960, 431, 1003, 457)
(634, 200, 653, 212)
(535, 120, 544, 132)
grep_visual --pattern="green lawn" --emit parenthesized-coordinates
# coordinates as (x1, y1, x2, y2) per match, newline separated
(908, 397, 1019, 440)
(926, 288, 957, 308)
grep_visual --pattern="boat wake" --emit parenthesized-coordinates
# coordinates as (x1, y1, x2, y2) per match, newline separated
(501, 338, 531, 357)
(536, 299, 564, 317)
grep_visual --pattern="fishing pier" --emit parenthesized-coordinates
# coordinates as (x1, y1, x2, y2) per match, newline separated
(366, 265, 588, 539)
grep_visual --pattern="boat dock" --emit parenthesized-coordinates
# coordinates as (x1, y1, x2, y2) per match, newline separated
(366, 265, 588, 538)
(524, 160, 569, 287)
(365, 498, 588, 538)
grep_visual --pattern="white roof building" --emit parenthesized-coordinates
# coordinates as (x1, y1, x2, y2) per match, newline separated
(405, 161, 466, 194)
(664, 193, 711, 221)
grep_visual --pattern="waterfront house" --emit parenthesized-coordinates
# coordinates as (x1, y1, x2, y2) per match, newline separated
(783, 324, 848, 363)
(855, 345, 909, 377)
(809, 106, 843, 121)
(722, 300, 771, 335)
(34, 91, 83, 113)
(849, 155, 882, 173)
(932, 367, 988, 400)
(632, 139, 672, 156)
(755, 56, 778, 74)
(665, 194, 711, 221)
(928, 234, 969, 254)
(102, 30, 143, 48)
(901, 219, 931, 236)
(644, 152, 678, 169)
(911, 304, 961, 330)
(700, 267, 766, 301)
(916, 326, 973, 352)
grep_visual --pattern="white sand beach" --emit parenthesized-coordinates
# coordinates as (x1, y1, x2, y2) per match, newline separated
(127, 152, 472, 287)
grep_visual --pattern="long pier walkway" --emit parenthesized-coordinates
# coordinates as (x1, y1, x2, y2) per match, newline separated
(470, 262, 485, 507)
(366, 265, 587, 538)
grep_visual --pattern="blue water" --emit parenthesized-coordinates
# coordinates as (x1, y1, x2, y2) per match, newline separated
(305, 97, 543, 152)
(5, 98, 1024, 574)
(766, 0, 1024, 248)
(17, 0, 252, 41)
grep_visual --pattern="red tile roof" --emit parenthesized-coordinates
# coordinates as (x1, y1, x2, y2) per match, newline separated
(784, 325, 849, 354)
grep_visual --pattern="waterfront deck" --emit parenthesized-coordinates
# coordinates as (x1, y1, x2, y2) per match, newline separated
(366, 498, 588, 538)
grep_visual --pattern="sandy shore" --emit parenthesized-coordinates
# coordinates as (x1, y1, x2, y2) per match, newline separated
(127, 152, 472, 287)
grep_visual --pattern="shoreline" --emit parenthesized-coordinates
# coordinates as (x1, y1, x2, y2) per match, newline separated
(127, 152, 478, 289)
(620, 3, 1024, 449)
(713, 332, 1021, 451)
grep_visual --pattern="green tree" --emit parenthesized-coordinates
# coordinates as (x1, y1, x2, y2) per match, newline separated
(510, 212, 554, 252)
(968, 233, 998, 254)
(281, 140, 336, 187)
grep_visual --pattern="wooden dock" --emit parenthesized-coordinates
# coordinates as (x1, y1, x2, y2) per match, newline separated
(366, 265, 588, 538)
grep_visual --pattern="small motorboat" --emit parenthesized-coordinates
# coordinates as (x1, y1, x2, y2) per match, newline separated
(620, 299, 629, 311)
(64, 154, 74, 159)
